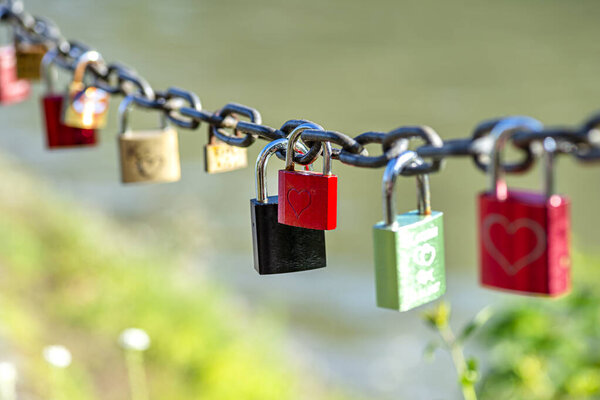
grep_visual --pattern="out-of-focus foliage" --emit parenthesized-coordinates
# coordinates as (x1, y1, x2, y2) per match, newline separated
(479, 255, 600, 400)
(423, 302, 492, 400)
(0, 156, 354, 400)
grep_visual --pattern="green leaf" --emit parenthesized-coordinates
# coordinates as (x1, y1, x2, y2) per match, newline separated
(423, 340, 441, 362)
(466, 357, 478, 373)
(422, 301, 451, 330)
(457, 306, 493, 344)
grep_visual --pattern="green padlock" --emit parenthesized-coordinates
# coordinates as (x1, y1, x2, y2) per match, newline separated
(373, 150, 446, 311)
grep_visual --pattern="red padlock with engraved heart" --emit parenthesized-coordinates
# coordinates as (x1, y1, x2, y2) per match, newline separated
(478, 117, 570, 296)
(0, 45, 30, 105)
(278, 123, 338, 230)
(40, 49, 96, 148)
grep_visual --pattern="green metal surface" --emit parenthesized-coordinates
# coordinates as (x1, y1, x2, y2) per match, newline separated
(373, 211, 446, 311)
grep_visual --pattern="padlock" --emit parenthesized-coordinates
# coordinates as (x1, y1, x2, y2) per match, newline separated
(373, 151, 446, 311)
(15, 38, 47, 80)
(117, 95, 181, 184)
(478, 117, 571, 296)
(204, 124, 248, 173)
(0, 45, 30, 105)
(278, 123, 338, 230)
(62, 50, 109, 129)
(251, 138, 326, 275)
(40, 49, 96, 148)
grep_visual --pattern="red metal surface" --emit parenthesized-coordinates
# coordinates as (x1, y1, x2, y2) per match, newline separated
(278, 170, 338, 230)
(42, 94, 96, 148)
(478, 190, 570, 296)
(0, 46, 30, 105)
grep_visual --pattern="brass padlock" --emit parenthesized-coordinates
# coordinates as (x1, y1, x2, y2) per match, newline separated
(63, 51, 109, 129)
(204, 124, 248, 173)
(15, 39, 47, 80)
(117, 95, 181, 184)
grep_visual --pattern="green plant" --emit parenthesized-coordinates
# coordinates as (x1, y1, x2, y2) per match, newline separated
(423, 302, 492, 400)
(479, 288, 600, 400)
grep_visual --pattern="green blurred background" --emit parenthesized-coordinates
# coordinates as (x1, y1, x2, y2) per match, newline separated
(0, 0, 599, 399)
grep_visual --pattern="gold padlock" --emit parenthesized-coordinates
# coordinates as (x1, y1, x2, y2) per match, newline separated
(15, 40, 47, 80)
(118, 96, 181, 184)
(204, 125, 248, 173)
(63, 51, 109, 129)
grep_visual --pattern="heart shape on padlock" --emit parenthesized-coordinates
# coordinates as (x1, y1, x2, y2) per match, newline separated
(287, 188, 312, 219)
(134, 150, 164, 178)
(482, 214, 547, 276)
(413, 243, 436, 267)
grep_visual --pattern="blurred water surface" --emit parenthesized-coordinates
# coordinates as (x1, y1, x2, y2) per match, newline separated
(1, 0, 599, 398)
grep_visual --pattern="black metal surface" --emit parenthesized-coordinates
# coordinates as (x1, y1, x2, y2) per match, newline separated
(250, 197, 326, 275)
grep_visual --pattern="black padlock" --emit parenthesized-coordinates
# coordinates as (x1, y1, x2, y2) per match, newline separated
(250, 138, 326, 274)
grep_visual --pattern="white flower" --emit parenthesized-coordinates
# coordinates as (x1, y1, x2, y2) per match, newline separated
(119, 328, 150, 351)
(0, 362, 16, 382)
(43, 345, 72, 368)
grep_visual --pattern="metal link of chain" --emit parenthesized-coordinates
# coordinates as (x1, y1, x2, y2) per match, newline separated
(2, 1, 600, 176)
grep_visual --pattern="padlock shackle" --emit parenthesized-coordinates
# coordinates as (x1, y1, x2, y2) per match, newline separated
(487, 116, 544, 200)
(382, 151, 431, 227)
(542, 137, 557, 199)
(41, 47, 58, 94)
(72, 50, 105, 85)
(285, 122, 332, 175)
(118, 95, 168, 135)
(255, 138, 310, 203)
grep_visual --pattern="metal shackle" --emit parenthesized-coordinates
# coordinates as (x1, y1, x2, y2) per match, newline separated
(285, 122, 332, 175)
(118, 95, 168, 135)
(487, 116, 544, 200)
(382, 151, 431, 227)
(72, 50, 105, 85)
(542, 136, 558, 199)
(41, 47, 58, 93)
(255, 138, 310, 203)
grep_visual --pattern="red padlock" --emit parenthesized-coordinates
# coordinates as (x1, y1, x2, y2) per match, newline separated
(278, 122, 338, 230)
(478, 117, 571, 296)
(0, 45, 30, 105)
(40, 49, 96, 148)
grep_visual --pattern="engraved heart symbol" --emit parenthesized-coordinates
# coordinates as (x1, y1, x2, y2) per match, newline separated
(132, 147, 164, 178)
(287, 188, 311, 219)
(482, 214, 547, 276)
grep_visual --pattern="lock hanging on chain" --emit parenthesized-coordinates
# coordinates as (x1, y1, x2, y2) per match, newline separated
(0, 22, 29, 105)
(62, 50, 109, 129)
(373, 150, 446, 311)
(14, 24, 48, 81)
(204, 115, 248, 173)
(278, 122, 338, 230)
(478, 116, 571, 296)
(250, 138, 326, 274)
(40, 48, 96, 148)
(117, 95, 181, 184)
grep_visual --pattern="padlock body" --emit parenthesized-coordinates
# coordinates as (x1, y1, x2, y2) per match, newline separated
(204, 143, 247, 173)
(0, 46, 30, 105)
(373, 211, 446, 311)
(42, 94, 96, 148)
(15, 42, 46, 80)
(118, 127, 181, 184)
(278, 170, 338, 230)
(479, 190, 570, 296)
(63, 82, 109, 129)
(251, 196, 326, 274)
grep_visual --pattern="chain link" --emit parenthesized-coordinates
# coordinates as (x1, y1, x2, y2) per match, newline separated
(2, 1, 600, 176)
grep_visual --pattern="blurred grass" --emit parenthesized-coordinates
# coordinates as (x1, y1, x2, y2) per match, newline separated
(0, 155, 355, 400)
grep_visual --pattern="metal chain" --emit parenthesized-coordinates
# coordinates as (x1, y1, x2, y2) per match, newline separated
(3, 1, 600, 176)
